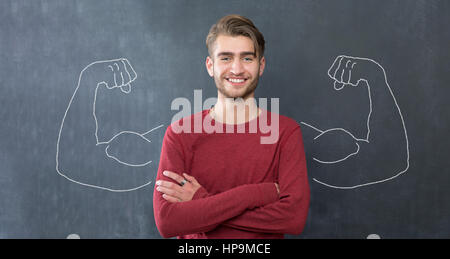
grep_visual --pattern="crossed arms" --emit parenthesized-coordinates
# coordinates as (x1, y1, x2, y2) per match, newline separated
(152, 125, 310, 238)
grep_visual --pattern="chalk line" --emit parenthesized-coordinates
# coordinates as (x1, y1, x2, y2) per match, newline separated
(56, 58, 164, 192)
(301, 55, 410, 189)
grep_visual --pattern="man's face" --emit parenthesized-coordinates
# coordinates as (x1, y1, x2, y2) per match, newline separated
(206, 35, 265, 99)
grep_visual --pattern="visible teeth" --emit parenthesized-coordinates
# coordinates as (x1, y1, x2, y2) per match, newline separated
(228, 78, 245, 83)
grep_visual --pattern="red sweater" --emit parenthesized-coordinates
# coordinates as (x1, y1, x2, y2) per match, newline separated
(153, 109, 310, 239)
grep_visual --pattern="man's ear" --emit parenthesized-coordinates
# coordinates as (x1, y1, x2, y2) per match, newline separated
(259, 56, 266, 76)
(206, 56, 214, 77)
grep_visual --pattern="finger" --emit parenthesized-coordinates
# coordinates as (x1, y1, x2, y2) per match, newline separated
(104, 65, 116, 89)
(117, 60, 129, 87)
(118, 60, 130, 85)
(348, 61, 361, 86)
(183, 173, 194, 182)
(333, 80, 345, 91)
(114, 62, 126, 86)
(338, 67, 346, 83)
(120, 59, 132, 84)
(162, 194, 179, 203)
(163, 170, 185, 185)
(328, 56, 343, 79)
(342, 69, 351, 84)
(333, 59, 345, 82)
(336, 57, 352, 83)
(183, 173, 198, 185)
(156, 186, 180, 197)
(120, 84, 131, 93)
(156, 180, 183, 193)
(122, 58, 137, 82)
(341, 59, 352, 84)
(119, 71, 125, 87)
(109, 63, 120, 88)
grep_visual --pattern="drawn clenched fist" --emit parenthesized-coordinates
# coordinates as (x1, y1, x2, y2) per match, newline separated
(83, 58, 137, 93)
(327, 55, 382, 91)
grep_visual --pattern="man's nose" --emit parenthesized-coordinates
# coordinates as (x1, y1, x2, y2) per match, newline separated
(230, 59, 245, 75)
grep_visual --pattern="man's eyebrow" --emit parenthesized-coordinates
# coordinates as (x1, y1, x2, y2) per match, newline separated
(217, 51, 256, 57)
(217, 52, 234, 56)
(240, 51, 256, 57)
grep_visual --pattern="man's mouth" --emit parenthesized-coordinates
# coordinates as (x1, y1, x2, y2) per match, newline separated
(225, 77, 248, 86)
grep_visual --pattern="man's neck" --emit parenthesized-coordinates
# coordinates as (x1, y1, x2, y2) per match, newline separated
(211, 93, 261, 124)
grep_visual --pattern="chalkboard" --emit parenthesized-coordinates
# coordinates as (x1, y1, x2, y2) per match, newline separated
(1, 0, 449, 238)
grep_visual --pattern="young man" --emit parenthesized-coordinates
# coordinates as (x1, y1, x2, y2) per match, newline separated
(153, 15, 310, 239)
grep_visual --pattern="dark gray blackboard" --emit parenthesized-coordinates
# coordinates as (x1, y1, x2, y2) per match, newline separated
(1, 0, 449, 238)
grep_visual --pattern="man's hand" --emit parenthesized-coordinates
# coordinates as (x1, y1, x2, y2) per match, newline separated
(156, 170, 281, 203)
(156, 171, 202, 203)
(327, 55, 382, 91)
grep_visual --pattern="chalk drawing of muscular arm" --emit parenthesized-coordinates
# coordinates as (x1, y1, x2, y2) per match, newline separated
(56, 58, 164, 192)
(301, 55, 410, 189)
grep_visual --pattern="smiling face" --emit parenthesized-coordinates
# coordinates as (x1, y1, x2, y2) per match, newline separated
(206, 35, 265, 100)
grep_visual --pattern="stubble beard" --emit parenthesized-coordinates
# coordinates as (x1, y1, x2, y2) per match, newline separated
(214, 72, 259, 101)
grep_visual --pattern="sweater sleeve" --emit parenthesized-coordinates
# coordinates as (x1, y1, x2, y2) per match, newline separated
(153, 125, 279, 238)
(221, 126, 310, 235)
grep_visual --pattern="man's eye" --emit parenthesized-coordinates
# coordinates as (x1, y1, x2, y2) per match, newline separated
(243, 57, 253, 62)
(221, 57, 231, 61)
